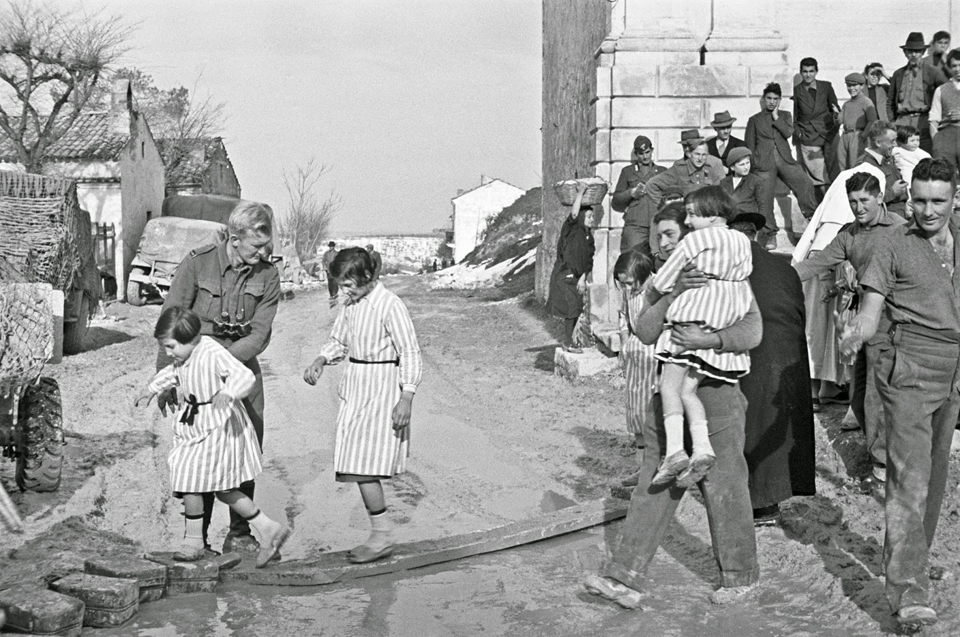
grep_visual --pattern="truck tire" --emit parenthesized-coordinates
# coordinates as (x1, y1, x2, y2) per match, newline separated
(62, 294, 89, 355)
(16, 377, 64, 492)
(126, 280, 146, 306)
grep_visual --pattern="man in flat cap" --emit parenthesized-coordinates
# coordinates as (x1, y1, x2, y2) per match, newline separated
(837, 72, 879, 171)
(794, 57, 841, 192)
(612, 135, 666, 252)
(623, 130, 724, 254)
(929, 48, 960, 171)
(889, 32, 947, 153)
(746, 82, 819, 249)
(707, 111, 746, 166)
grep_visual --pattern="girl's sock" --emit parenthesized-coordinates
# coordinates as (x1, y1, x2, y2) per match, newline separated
(246, 510, 280, 543)
(689, 420, 714, 457)
(183, 513, 204, 550)
(663, 413, 685, 456)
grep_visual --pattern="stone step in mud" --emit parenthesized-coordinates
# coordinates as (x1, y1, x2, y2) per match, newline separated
(49, 573, 138, 628)
(222, 498, 628, 586)
(0, 585, 85, 637)
(84, 555, 168, 603)
(144, 552, 221, 596)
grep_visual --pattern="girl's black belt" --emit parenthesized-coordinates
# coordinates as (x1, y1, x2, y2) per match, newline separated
(349, 357, 400, 366)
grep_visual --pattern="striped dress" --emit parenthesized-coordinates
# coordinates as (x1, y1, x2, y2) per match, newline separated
(148, 336, 262, 494)
(620, 285, 658, 437)
(650, 225, 754, 381)
(318, 282, 423, 479)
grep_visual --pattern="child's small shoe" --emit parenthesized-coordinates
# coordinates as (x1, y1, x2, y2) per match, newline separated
(173, 542, 206, 562)
(650, 451, 689, 486)
(675, 452, 716, 489)
(256, 525, 291, 568)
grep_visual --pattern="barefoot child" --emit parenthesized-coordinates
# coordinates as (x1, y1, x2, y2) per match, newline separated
(136, 307, 289, 567)
(303, 247, 422, 564)
(647, 186, 754, 488)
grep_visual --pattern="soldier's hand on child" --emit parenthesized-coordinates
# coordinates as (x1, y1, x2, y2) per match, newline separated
(303, 357, 326, 385)
(392, 392, 414, 432)
(134, 390, 156, 408)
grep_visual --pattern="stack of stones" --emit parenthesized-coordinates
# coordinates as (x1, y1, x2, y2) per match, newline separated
(0, 552, 239, 634)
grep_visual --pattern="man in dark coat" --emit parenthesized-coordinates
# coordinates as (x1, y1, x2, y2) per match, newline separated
(728, 210, 816, 524)
(720, 147, 764, 218)
(745, 82, 819, 248)
(888, 31, 947, 152)
(706, 110, 747, 166)
(793, 57, 841, 190)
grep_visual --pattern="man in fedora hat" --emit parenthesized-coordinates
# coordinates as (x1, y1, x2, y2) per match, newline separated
(746, 82, 819, 249)
(622, 130, 724, 254)
(794, 57, 841, 191)
(707, 111, 746, 166)
(889, 32, 947, 153)
(612, 135, 666, 252)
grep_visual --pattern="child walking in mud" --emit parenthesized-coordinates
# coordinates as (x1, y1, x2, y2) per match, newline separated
(303, 247, 422, 564)
(136, 307, 289, 567)
(647, 186, 753, 488)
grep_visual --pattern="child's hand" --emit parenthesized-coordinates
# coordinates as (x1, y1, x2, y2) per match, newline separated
(134, 390, 156, 408)
(303, 357, 326, 385)
(210, 391, 232, 411)
(391, 392, 414, 432)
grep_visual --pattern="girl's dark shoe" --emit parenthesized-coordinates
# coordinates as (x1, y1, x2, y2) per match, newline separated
(651, 451, 689, 486)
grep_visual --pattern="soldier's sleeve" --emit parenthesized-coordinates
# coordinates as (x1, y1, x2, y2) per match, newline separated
(226, 266, 281, 363)
(611, 166, 633, 212)
(156, 254, 200, 371)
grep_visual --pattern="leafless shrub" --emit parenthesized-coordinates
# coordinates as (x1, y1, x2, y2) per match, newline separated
(274, 158, 341, 263)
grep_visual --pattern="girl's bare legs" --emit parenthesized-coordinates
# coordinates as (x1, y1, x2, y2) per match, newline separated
(676, 369, 716, 488)
(652, 363, 691, 486)
(216, 489, 288, 567)
(350, 480, 395, 563)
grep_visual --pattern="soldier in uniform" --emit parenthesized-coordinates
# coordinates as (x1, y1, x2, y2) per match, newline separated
(157, 200, 281, 556)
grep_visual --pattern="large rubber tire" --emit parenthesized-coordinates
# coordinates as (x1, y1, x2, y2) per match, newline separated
(62, 294, 89, 355)
(15, 377, 64, 492)
(126, 280, 146, 306)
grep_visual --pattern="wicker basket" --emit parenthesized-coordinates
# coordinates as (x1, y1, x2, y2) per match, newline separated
(554, 178, 608, 206)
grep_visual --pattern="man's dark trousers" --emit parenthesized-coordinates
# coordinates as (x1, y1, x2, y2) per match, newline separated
(850, 334, 889, 468)
(875, 327, 960, 611)
(601, 382, 759, 590)
(756, 154, 818, 230)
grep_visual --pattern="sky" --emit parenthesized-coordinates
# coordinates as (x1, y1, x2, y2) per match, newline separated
(97, 0, 543, 236)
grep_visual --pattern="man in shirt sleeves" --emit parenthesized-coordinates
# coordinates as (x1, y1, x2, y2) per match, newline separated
(838, 158, 960, 630)
(888, 32, 947, 153)
(929, 48, 960, 172)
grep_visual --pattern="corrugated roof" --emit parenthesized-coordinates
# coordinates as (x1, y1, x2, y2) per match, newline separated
(0, 112, 128, 162)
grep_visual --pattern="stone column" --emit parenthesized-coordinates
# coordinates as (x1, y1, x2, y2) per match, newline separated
(704, 0, 787, 65)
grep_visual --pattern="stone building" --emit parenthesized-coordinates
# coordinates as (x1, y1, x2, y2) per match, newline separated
(158, 136, 241, 198)
(0, 79, 165, 288)
(541, 0, 960, 347)
(328, 235, 446, 273)
(451, 175, 525, 262)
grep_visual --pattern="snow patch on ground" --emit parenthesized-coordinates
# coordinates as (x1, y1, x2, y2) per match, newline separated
(427, 247, 537, 290)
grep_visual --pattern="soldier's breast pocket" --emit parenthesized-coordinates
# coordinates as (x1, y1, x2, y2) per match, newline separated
(196, 278, 222, 318)
(241, 280, 266, 319)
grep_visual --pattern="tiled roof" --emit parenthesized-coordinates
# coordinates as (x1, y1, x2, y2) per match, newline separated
(0, 112, 128, 162)
(157, 137, 225, 186)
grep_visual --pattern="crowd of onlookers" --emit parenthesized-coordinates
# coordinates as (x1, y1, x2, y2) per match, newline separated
(549, 30, 960, 630)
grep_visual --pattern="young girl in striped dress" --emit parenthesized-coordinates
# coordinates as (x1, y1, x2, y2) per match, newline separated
(614, 249, 659, 487)
(303, 247, 422, 564)
(136, 307, 289, 567)
(647, 186, 754, 488)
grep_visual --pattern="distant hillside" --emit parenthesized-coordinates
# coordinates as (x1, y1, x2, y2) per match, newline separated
(464, 187, 542, 267)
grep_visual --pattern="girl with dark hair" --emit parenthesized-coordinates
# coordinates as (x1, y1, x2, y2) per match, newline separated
(303, 247, 423, 564)
(645, 186, 754, 488)
(136, 306, 289, 567)
(613, 249, 658, 486)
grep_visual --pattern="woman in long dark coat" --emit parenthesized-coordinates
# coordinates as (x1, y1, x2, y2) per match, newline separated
(547, 188, 595, 352)
(729, 212, 816, 524)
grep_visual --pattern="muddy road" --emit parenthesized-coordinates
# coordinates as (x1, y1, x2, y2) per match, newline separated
(2, 275, 960, 636)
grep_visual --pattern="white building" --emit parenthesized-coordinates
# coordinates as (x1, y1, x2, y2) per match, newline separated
(451, 175, 524, 262)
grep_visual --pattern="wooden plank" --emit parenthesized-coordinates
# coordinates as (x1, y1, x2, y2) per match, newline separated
(221, 498, 628, 587)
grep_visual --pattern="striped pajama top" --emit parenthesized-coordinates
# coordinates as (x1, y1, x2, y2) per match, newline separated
(148, 336, 262, 494)
(650, 225, 754, 378)
(318, 282, 423, 477)
(619, 285, 658, 436)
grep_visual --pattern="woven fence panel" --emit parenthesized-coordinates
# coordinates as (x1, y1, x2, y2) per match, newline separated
(0, 282, 54, 397)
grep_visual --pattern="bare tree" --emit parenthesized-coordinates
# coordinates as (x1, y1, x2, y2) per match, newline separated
(0, 0, 133, 172)
(275, 159, 341, 264)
